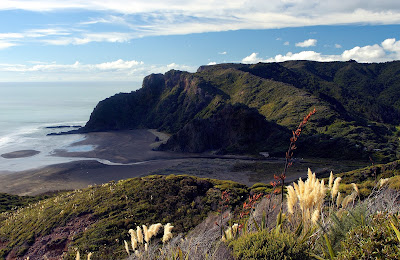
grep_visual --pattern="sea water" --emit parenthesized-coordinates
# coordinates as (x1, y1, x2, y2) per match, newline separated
(0, 81, 140, 172)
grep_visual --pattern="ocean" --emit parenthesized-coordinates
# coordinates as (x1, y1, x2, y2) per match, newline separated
(0, 82, 140, 172)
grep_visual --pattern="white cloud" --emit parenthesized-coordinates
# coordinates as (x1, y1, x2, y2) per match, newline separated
(1, 1, 400, 45)
(0, 33, 24, 39)
(266, 51, 338, 62)
(241, 38, 400, 63)
(207, 62, 217, 65)
(242, 53, 264, 64)
(218, 51, 227, 55)
(0, 41, 17, 49)
(42, 32, 133, 45)
(341, 45, 387, 62)
(0, 59, 196, 82)
(94, 59, 144, 70)
(295, 39, 317, 47)
(335, 44, 342, 48)
(382, 38, 400, 52)
(284, 41, 290, 46)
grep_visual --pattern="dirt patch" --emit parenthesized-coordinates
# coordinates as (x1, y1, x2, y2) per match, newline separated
(7, 214, 96, 260)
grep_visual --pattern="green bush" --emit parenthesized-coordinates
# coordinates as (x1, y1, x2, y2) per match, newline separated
(230, 230, 311, 260)
(336, 213, 400, 259)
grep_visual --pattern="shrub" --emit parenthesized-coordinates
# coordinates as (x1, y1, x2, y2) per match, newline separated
(230, 229, 311, 260)
(336, 213, 400, 260)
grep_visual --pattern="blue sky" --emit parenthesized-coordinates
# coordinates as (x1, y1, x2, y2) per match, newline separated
(1, 0, 400, 83)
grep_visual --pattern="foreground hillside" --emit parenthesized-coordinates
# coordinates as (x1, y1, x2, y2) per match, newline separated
(0, 175, 248, 259)
(1, 162, 400, 259)
(81, 61, 400, 162)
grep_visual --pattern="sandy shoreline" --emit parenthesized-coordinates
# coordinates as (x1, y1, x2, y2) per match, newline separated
(0, 129, 367, 196)
(0, 129, 260, 196)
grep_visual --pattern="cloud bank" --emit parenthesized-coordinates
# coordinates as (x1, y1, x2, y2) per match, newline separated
(0, 59, 196, 82)
(1, 1, 400, 47)
(242, 38, 400, 63)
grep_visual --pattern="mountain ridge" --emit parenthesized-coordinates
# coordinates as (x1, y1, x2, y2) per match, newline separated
(81, 60, 400, 162)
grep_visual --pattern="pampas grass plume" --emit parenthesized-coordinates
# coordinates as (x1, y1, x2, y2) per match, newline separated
(87, 252, 93, 260)
(286, 185, 297, 214)
(341, 193, 356, 208)
(129, 228, 138, 250)
(137, 226, 144, 244)
(143, 225, 149, 243)
(351, 183, 359, 194)
(311, 209, 320, 223)
(76, 251, 80, 260)
(149, 223, 163, 238)
(124, 240, 130, 256)
(380, 178, 390, 187)
(328, 171, 334, 189)
(336, 192, 342, 208)
(331, 177, 341, 200)
(162, 223, 174, 243)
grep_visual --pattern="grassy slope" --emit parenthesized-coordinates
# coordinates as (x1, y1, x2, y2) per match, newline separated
(0, 175, 249, 259)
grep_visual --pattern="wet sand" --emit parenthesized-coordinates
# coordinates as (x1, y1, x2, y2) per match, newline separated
(0, 129, 367, 196)
(0, 129, 263, 196)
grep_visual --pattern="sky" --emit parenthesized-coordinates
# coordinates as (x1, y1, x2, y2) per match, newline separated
(1, 0, 400, 84)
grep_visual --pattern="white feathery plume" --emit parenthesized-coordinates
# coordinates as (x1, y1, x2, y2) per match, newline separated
(328, 171, 334, 190)
(331, 177, 341, 200)
(162, 223, 174, 243)
(137, 226, 144, 244)
(124, 240, 130, 256)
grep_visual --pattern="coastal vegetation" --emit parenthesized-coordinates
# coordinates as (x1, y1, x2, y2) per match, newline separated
(0, 164, 399, 259)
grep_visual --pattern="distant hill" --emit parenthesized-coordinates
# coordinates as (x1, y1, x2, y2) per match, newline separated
(82, 60, 400, 162)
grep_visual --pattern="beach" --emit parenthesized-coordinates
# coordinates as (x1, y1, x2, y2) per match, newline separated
(0, 128, 369, 196)
(0, 129, 255, 195)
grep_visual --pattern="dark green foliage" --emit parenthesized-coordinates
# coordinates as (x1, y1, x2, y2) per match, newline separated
(0, 175, 249, 259)
(230, 229, 311, 260)
(318, 206, 369, 257)
(336, 213, 400, 260)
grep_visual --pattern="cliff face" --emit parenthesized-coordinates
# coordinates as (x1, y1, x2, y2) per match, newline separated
(159, 104, 289, 154)
(83, 70, 215, 132)
(82, 61, 400, 160)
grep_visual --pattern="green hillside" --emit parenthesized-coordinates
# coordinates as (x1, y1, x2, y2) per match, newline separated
(81, 61, 400, 162)
(0, 175, 248, 259)
(1, 168, 400, 259)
